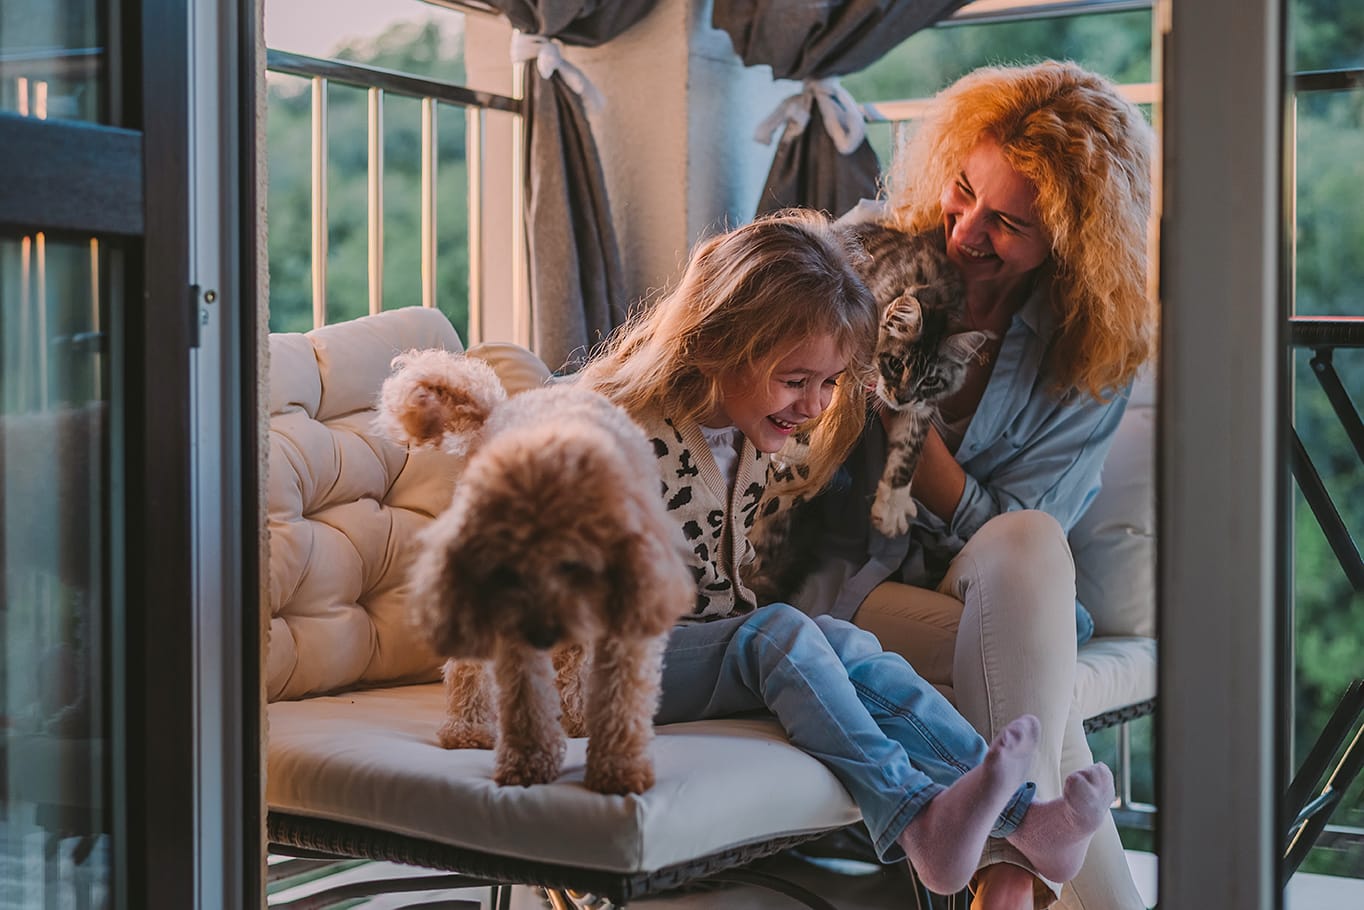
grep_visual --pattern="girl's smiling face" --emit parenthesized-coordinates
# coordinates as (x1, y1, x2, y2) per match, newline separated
(707, 333, 847, 453)
(940, 137, 1051, 289)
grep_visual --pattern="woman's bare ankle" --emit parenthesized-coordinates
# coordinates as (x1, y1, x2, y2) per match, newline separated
(971, 862, 1039, 910)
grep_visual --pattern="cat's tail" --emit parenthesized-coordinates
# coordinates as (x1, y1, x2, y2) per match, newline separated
(373, 348, 507, 456)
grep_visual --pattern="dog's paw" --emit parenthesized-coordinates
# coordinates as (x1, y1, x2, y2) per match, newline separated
(494, 747, 563, 788)
(437, 718, 496, 750)
(584, 758, 655, 796)
(871, 483, 916, 537)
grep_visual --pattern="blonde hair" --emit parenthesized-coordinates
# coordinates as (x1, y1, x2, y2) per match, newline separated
(581, 210, 877, 499)
(888, 61, 1155, 400)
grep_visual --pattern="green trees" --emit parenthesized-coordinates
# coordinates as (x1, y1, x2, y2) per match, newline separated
(266, 20, 471, 336)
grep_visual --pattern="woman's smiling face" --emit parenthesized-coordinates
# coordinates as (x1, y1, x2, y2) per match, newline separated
(707, 333, 847, 454)
(940, 137, 1052, 289)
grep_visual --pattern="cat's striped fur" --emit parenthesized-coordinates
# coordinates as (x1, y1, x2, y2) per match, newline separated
(849, 221, 989, 536)
(745, 221, 988, 604)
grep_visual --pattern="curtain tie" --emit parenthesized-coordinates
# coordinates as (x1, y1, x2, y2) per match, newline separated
(510, 33, 606, 113)
(754, 76, 866, 156)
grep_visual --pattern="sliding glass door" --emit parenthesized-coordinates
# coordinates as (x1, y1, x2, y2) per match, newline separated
(0, 0, 253, 906)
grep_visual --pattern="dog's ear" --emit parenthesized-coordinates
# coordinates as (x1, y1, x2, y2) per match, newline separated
(412, 531, 499, 660)
(374, 349, 505, 454)
(607, 507, 694, 637)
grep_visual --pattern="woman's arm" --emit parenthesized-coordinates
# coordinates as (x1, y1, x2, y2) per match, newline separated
(910, 426, 966, 521)
(912, 391, 1131, 540)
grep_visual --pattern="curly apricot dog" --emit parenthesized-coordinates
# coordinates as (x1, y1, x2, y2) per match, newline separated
(375, 349, 692, 794)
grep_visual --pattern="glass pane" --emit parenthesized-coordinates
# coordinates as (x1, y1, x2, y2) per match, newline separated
(0, 0, 112, 124)
(1286, 0, 1364, 898)
(1290, 0, 1364, 72)
(1292, 88, 1364, 319)
(843, 9, 1152, 103)
(0, 232, 113, 907)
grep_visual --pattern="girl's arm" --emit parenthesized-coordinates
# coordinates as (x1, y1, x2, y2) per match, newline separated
(912, 390, 1131, 539)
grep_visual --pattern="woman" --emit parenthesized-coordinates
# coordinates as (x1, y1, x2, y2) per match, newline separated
(803, 61, 1155, 909)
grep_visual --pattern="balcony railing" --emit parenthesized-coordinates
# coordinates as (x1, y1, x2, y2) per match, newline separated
(265, 48, 521, 333)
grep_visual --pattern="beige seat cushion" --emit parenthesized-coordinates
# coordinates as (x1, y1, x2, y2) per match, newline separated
(268, 307, 466, 701)
(1070, 369, 1156, 640)
(1075, 637, 1157, 721)
(267, 684, 861, 873)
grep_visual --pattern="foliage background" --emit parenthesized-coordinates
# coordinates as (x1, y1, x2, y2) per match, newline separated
(267, 20, 471, 337)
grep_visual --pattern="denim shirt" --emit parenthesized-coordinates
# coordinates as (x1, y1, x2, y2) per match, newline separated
(797, 281, 1131, 646)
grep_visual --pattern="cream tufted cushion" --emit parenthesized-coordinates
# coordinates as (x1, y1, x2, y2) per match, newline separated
(1070, 369, 1156, 640)
(268, 307, 471, 701)
(268, 684, 860, 872)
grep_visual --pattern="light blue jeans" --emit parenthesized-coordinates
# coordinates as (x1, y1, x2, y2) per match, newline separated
(656, 603, 1035, 862)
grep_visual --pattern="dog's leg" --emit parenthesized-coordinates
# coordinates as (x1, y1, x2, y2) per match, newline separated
(492, 640, 565, 787)
(583, 635, 665, 795)
(437, 658, 497, 750)
(553, 643, 588, 738)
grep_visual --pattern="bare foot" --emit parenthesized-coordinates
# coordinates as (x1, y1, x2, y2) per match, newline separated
(1005, 762, 1114, 883)
(897, 715, 1040, 895)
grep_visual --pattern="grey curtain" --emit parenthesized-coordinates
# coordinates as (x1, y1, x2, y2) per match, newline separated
(713, 0, 971, 217)
(484, 0, 659, 372)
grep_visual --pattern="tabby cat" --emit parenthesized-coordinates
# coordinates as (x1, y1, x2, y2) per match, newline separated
(745, 221, 988, 604)
(848, 220, 989, 536)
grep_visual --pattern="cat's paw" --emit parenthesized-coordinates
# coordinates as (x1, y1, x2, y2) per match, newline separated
(871, 483, 917, 537)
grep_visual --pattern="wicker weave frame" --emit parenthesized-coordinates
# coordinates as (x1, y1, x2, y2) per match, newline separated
(1082, 698, 1156, 735)
(268, 811, 842, 905)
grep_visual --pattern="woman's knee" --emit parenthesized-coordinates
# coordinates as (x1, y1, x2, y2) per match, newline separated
(969, 510, 1072, 578)
(945, 510, 1077, 638)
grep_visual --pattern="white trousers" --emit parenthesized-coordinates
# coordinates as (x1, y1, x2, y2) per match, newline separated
(854, 510, 1146, 910)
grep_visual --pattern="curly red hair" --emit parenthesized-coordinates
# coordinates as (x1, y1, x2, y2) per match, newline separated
(888, 61, 1156, 400)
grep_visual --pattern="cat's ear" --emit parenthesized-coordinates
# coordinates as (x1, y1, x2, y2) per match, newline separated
(941, 330, 992, 365)
(883, 294, 923, 335)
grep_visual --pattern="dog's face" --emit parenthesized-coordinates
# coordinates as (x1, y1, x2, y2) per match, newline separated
(412, 394, 694, 660)
(419, 447, 627, 657)
(454, 539, 614, 651)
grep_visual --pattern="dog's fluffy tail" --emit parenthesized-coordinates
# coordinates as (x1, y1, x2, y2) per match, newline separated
(374, 348, 508, 456)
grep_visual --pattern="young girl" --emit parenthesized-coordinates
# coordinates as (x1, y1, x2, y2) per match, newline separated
(578, 210, 1114, 897)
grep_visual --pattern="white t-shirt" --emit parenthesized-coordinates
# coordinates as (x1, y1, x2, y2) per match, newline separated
(699, 424, 742, 492)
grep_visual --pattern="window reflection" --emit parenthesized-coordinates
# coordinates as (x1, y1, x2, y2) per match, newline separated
(0, 1, 109, 124)
(0, 232, 112, 908)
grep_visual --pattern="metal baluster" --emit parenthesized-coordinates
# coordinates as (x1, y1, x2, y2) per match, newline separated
(421, 97, 438, 311)
(368, 87, 384, 315)
(310, 76, 328, 329)
(467, 106, 485, 343)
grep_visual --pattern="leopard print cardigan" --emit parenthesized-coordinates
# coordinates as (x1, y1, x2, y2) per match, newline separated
(635, 407, 772, 623)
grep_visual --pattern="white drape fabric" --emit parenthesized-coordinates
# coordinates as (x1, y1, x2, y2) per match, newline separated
(754, 77, 866, 155)
(510, 32, 605, 112)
